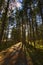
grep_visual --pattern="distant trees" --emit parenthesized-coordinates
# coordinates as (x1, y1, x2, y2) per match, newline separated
(23, 0, 43, 47)
(0, 0, 43, 48)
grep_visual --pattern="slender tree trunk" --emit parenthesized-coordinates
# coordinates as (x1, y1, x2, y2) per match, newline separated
(22, 14, 24, 47)
(29, 18, 32, 44)
(38, 1, 43, 24)
(22, 13, 26, 47)
(30, 9, 35, 47)
(32, 18, 35, 47)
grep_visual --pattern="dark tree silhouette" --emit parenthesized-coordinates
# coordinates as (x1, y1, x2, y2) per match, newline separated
(0, 0, 10, 44)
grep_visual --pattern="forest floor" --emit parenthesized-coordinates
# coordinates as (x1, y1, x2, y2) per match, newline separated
(25, 44, 43, 65)
(0, 42, 33, 65)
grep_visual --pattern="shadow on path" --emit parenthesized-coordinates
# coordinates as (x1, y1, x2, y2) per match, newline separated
(0, 42, 22, 65)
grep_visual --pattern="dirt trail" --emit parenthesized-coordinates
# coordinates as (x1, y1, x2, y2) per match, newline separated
(0, 42, 22, 65)
(0, 42, 33, 65)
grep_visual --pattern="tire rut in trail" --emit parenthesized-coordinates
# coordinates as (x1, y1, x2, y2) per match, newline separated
(15, 49, 28, 65)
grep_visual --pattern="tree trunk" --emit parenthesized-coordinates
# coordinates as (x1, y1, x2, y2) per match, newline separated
(0, 0, 10, 44)
(38, 1, 43, 24)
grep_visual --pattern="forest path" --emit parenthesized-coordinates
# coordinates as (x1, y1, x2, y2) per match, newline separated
(0, 42, 33, 65)
(0, 42, 22, 65)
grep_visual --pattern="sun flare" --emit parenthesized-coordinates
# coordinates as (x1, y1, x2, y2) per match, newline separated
(16, 2, 22, 8)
